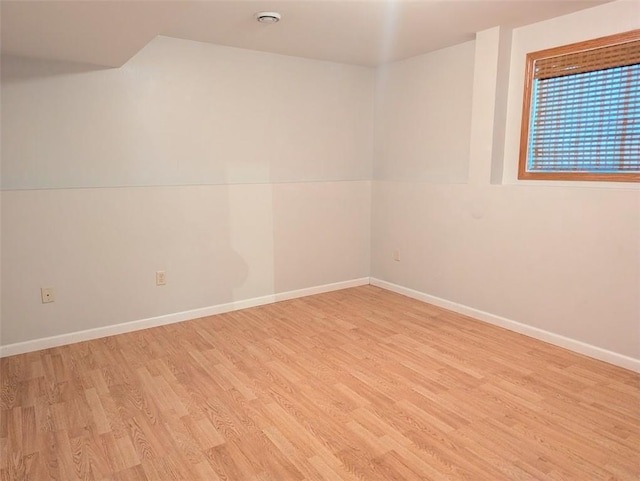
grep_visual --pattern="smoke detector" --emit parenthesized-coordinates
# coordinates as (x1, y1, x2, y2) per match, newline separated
(255, 12, 281, 24)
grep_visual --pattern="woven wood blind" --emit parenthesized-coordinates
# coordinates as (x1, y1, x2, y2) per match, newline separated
(534, 39, 640, 80)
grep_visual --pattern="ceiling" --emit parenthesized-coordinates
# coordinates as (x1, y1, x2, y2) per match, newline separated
(1, 0, 614, 68)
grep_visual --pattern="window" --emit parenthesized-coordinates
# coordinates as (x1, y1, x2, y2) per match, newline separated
(519, 30, 640, 182)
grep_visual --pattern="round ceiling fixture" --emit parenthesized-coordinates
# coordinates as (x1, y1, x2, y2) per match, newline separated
(255, 11, 281, 24)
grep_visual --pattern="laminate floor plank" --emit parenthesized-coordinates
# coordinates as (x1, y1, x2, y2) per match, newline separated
(2, 286, 639, 480)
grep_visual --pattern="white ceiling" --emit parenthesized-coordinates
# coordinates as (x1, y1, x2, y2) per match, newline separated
(1, 0, 614, 68)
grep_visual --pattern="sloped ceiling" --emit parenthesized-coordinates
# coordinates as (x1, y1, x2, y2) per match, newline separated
(1, 0, 614, 68)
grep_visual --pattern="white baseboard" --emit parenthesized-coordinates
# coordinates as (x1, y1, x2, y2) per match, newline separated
(0, 277, 370, 358)
(370, 278, 640, 373)
(5, 276, 638, 374)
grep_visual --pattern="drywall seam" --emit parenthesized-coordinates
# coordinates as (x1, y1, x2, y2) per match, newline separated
(370, 278, 640, 373)
(0, 277, 370, 357)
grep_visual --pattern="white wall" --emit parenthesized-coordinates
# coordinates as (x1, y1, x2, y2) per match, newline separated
(2, 1, 639, 366)
(2, 36, 373, 189)
(372, 1, 640, 361)
(1, 36, 373, 346)
(374, 41, 475, 183)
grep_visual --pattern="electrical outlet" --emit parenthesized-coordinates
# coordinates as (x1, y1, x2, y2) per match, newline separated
(41, 287, 55, 303)
(156, 271, 167, 286)
(393, 250, 400, 262)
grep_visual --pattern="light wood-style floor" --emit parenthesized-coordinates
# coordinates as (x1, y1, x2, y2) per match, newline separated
(2, 286, 639, 480)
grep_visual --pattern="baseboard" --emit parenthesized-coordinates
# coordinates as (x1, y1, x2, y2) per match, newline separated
(370, 278, 640, 373)
(5, 276, 638, 373)
(0, 277, 370, 358)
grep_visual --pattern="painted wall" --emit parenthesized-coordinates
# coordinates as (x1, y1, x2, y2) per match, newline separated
(2, 1, 638, 364)
(1, 37, 373, 346)
(372, 0, 640, 359)
(2, 36, 373, 189)
(373, 41, 475, 184)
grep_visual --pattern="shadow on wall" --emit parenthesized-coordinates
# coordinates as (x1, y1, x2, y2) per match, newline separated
(0, 55, 112, 84)
(0, 183, 253, 346)
(0, 55, 254, 344)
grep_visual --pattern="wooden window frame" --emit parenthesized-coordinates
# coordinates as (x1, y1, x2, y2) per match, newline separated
(518, 30, 640, 183)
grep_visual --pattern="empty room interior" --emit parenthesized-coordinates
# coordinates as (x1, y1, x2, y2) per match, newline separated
(1, 0, 639, 479)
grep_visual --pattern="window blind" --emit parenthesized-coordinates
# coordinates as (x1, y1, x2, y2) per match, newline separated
(520, 30, 640, 181)
(528, 63, 640, 173)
